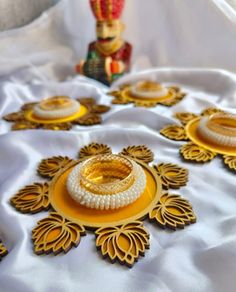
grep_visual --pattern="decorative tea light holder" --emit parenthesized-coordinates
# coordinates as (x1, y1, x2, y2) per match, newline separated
(3, 96, 110, 131)
(160, 107, 236, 172)
(11, 143, 196, 267)
(0, 240, 8, 261)
(108, 80, 186, 107)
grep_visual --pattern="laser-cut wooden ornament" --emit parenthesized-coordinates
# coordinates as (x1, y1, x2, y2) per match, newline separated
(0, 241, 8, 261)
(3, 98, 110, 131)
(160, 107, 236, 172)
(109, 83, 186, 108)
(11, 143, 196, 267)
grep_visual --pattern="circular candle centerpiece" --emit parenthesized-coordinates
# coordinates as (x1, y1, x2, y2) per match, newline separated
(130, 81, 169, 99)
(198, 113, 236, 147)
(34, 96, 80, 119)
(67, 154, 146, 210)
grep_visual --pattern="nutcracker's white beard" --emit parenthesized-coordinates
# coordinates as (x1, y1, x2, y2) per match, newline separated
(0, 0, 58, 31)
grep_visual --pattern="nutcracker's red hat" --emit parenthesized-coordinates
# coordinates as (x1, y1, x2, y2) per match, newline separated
(90, 0, 125, 21)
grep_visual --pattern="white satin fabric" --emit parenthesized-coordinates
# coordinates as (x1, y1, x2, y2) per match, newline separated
(0, 69, 236, 292)
(1, 1, 236, 292)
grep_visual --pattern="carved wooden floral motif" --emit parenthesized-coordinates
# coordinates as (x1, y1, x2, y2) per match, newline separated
(11, 143, 196, 267)
(109, 85, 186, 107)
(3, 98, 110, 131)
(160, 108, 236, 172)
(0, 241, 8, 261)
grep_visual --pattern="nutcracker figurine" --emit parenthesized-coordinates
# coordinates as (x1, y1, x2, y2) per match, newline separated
(76, 0, 132, 85)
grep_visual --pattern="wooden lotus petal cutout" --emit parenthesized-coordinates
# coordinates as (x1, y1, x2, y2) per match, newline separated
(223, 155, 236, 172)
(32, 212, 86, 255)
(149, 193, 196, 230)
(12, 121, 39, 131)
(77, 97, 96, 106)
(11, 183, 50, 214)
(90, 105, 110, 114)
(95, 221, 149, 267)
(154, 163, 189, 190)
(21, 102, 38, 111)
(160, 125, 188, 141)
(180, 142, 217, 162)
(79, 143, 112, 159)
(73, 113, 101, 126)
(0, 242, 8, 261)
(201, 107, 225, 117)
(38, 156, 74, 179)
(3, 111, 25, 122)
(120, 145, 154, 164)
(160, 90, 185, 107)
(174, 112, 198, 125)
(42, 123, 72, 131)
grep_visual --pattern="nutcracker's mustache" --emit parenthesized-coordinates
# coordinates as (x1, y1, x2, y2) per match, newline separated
(98, 37, 116, 43)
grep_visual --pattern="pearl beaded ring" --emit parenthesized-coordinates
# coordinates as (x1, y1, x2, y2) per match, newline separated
(34, 96, 80, 120)
(67, 154, 146, 210)
(198, 113, 236, 147)
(130, 81, 169, 99)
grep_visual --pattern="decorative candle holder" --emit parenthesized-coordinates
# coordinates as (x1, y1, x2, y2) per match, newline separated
(109, 80, 186, 107)
(160, 107, 236, 172)
(3, 97, 110, 131)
